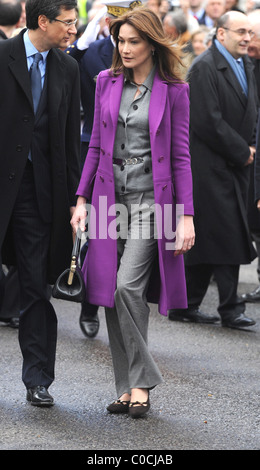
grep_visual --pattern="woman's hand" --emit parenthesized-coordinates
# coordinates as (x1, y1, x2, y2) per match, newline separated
(174, 215, 195, 257)
(70, 196, 87, 234)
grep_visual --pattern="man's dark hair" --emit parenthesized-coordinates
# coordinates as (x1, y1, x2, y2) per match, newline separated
(0, 0, 22, 26)
(26, 0, 77, 30)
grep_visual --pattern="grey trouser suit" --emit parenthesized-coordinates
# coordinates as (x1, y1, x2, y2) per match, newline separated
(105, 191, 163, 397)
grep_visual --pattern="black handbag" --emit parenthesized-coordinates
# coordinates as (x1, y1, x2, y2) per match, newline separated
(52, 229, 86, 303)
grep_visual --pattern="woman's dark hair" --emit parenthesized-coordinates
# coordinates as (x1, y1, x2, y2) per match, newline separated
(109, 6, 185, 83)
(26, 0, 78, 30)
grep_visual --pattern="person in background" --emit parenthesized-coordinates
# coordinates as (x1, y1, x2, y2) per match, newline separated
(199, 0, 226, 27)
(240, 9, 260, 302)
(169, 11, 258, 328)
(0, 0, 22, 40)
(71, 6, 194, 418)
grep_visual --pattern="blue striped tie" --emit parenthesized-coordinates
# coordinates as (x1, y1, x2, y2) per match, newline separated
(30, 53, 42, 112)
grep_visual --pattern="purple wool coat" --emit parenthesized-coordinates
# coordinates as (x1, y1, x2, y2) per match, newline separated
(77, 68, 194, 315)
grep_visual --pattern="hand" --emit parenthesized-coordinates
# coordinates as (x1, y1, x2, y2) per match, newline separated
(257, 200, 260, 211)
(244, 146, 255, 166)
(174, 215, 195, 257)
(77, 6, 107, 50)
(70, 197, 87, 234)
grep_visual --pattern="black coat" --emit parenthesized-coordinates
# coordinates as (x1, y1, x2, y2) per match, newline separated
(186, 40, 258, 266)
(0, 31, 81, 283)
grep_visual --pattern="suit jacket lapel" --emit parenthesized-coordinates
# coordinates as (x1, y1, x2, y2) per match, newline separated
(8, 31, 34, 110)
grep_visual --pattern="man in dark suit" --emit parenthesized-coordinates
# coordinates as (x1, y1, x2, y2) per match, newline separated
(0, 0, 81, 405)
(169, 11, 258, 328)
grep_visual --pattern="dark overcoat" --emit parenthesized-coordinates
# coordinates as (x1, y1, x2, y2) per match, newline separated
(185, 40, 258, 266)
(0, 30, 81, 283)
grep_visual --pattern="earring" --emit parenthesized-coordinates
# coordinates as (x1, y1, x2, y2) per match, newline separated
(152, 50, 155, 56)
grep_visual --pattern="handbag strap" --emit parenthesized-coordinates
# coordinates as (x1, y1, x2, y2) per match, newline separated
(68, 228, 83, 285)
(72, 228, 82, 259)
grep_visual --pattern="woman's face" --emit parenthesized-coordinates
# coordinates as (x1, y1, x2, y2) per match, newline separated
(118, 23, 154, 75)
(192, 32, 206, 56)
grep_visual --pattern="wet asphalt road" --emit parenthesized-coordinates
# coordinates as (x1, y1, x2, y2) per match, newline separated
(0, 263, 259, 452)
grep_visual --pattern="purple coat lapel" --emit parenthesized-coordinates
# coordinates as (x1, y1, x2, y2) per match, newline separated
(108, 70, 168, 136)
(149, 71, 168, 138)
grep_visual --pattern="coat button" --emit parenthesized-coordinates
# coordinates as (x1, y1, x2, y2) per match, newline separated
(156, 130, 160, 136)
(158, 156, 164, 162)
(16, 145, 23, 152)
(102, 120, 107, 127)
(100, 175, 104, 182)
(144, 167, 150, 173)
(121, 186, 125, 192)
(9, 173, 15, 180)
(133, 104, 138, 110)
(23, 115, 30, 122)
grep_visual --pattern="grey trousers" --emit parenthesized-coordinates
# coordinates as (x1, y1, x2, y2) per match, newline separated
(105, 191, 163, 397)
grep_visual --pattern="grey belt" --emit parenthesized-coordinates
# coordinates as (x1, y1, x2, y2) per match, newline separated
(113, 157, 144, 166)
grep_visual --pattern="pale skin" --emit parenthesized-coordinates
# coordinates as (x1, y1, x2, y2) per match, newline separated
(71, 23, 195, 406)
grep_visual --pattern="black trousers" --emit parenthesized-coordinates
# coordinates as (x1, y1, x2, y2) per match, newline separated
(10, 161, 57, 389)
(185, 264, 245, 318)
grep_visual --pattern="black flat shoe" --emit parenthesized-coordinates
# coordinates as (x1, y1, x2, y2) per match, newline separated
(79, 314, 100, 338)
(129, 398, 150, 419)
(107, 399, 130, 414)
(26, 386, 54, 407)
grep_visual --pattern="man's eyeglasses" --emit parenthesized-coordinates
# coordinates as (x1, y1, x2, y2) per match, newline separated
(222, 27, 255, 38)
(53, 18, 78, 27)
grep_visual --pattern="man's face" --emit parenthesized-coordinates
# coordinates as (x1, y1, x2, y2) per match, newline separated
(248, 15, 260, 59)
(206, 0, 225, 21)
(43, 7, 78, 50)
(217, 15, 253, 58)
(189, 0, 203, 9)
(248, 29, 260, 59)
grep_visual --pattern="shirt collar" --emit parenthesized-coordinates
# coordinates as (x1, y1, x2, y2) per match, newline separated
(23, 29, 49, 62)
(214, 38, 242, 65)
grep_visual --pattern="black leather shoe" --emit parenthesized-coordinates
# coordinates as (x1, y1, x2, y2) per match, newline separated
(168, 308, 219, 324)
(79, 313, 100, 338)
(0, 317, 19, 328)
(240, 286, 260, 303)
(221, 313, 256, 329)
(26, 386, 54, 407)
(9, 317, 19, 328)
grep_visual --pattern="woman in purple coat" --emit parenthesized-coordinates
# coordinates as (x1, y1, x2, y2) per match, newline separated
(71, 6, 195, 418)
